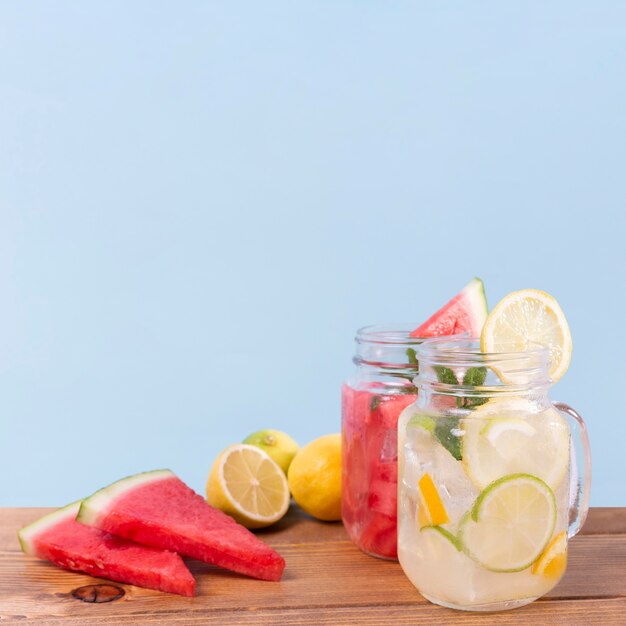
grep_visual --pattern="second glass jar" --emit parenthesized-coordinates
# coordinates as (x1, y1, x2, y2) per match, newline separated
(342, 325, 420, 560)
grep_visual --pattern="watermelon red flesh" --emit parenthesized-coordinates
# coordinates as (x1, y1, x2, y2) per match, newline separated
(18, 502, 195, 597)
(78, 470, 285, 582)
(342, 385, 416, 560)
(358, 514, 397, 559)
(410, 277, 488, 338)
(367, 480, 397, 517)
(369, 394, 418, 429)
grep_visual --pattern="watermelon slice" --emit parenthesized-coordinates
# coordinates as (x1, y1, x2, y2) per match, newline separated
(18, 501, 195, 596)
(77, 470, 285, 582)
(410, 277, 488, 338)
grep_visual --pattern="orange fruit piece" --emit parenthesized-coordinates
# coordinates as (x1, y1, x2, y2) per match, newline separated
(531, 530, 568, 580)
(417, 472, 449, 527)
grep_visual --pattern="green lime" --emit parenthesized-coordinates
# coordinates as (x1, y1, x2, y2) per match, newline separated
(408, 414, 436, 433)
(242, 429, 300, 475)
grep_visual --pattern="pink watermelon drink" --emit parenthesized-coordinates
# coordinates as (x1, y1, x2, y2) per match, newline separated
(342, 361, 417, 559)
(18, 501, 195, 596)
(77, 469, 286, 582)
(342, 279, 488, 560)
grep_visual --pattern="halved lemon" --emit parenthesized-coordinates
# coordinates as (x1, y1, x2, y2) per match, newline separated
(206, 443, 290, 528)
(417, 472, 449, 527)
(480, 289, 572, 383)
(462, 398, 569, 490)
(459, 473, 556, 572)
(531, 530, 568, 580)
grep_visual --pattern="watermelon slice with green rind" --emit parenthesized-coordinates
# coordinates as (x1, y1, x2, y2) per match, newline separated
(77, 469, 286, 582)
(410, 277, 488, 338)
(18, 501, 195, 596)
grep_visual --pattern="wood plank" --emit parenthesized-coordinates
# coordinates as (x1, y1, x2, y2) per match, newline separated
(2, 599, 626, 626)
(1, 507, 625, 624)
(1, 535, 625, 619)
(579, 508, 626, 535)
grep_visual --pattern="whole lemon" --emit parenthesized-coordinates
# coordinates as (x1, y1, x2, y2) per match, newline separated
(242, 429, 300, 475)
(287, 434, 342, 521)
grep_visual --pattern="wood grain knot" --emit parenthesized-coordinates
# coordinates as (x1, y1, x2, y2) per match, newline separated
(71, 584, 125, 603)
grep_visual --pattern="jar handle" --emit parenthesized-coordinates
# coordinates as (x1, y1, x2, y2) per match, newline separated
(553, 402, 592, 538)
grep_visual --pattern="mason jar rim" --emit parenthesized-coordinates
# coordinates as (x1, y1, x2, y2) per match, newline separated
(416, 335, 551, 364)
(355, 324, 423, 345)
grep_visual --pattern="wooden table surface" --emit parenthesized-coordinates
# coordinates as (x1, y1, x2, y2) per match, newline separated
(1, 507, 625, 625)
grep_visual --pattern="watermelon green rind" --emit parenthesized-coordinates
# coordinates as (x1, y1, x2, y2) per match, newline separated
(462, 277, 489, 336)
(77, 469, 173, 528)
(18, 501, 81, 555)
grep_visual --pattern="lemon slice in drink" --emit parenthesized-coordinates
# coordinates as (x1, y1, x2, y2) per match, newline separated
(481, 289, 572, 383)
(206, 444, 290, 528)
(459, 473, 556, 572)
(462, 398, 569, 490)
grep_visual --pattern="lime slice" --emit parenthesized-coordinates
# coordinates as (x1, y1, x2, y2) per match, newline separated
(480, 289, 572, 383)
(420, 525, 461, 552)
(460, 473, 556, 572)
(206, 444, 290, 528)
(462, 398, 569, 490)
(531, 530, 568, 580)
(408, 414, 436, 433)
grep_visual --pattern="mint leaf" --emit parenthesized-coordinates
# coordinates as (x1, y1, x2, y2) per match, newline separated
(433, 366, 459, 385)
(464, 396, 489, 408)
(462, 367, 487, 386)
(389, 371, 416, 382)
(370, 395, 382, 411)
(406, 347, 419, 369)
(434, 416, 462, 461)
(459, 367, 488, 407)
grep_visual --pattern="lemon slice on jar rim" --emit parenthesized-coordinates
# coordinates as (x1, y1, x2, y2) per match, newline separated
(480, 289, 572, 383)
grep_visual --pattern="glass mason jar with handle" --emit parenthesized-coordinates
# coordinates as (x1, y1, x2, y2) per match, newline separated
(397, 336, 591, 612)
(342, 325, 420, 560)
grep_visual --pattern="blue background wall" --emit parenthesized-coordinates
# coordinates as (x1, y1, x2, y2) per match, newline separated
(1, 1, 624, 506)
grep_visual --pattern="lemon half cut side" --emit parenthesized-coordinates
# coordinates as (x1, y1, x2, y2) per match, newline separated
(206, 444, 290, 528)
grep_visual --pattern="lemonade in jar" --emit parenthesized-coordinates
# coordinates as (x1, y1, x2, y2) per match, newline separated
(397, 291, 591, 611)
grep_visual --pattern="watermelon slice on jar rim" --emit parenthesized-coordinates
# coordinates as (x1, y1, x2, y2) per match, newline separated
(410, 278, 488, 338)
